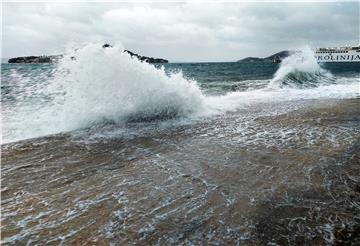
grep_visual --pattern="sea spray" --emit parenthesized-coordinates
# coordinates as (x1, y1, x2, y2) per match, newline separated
(56, 43, 205, 125)
(2, 43, 205, 143)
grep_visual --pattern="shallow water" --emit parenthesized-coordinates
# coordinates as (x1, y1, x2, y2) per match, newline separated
(1, 45, 360, 244)
(2, 99, 360, 245)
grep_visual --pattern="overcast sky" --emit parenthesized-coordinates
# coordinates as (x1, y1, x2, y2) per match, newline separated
(2, 1, 359, 62)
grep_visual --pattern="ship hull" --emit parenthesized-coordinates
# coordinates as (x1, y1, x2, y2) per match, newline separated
(315, 50, 360, 62)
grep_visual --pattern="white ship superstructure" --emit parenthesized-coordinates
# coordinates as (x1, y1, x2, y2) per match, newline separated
(314, 46, 360, 62)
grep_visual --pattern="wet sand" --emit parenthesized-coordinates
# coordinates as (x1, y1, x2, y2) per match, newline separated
(1, 99, 360, 245)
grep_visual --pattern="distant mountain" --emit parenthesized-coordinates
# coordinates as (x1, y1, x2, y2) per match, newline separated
(264, 50, 293, 60)
(237, 50, 293, 63)
(238, 57, 264, 62)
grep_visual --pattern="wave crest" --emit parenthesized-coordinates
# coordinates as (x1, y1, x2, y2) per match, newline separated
(3, 43, 205, 142)
(268, 47, 335, 89)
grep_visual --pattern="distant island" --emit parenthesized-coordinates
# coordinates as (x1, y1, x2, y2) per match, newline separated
(237, 50, 293, 63)
(8, 45, 169, 64)
(8, 55, 63, 63)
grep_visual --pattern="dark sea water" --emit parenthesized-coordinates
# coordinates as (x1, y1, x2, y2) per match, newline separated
(1, 45, 360, 245)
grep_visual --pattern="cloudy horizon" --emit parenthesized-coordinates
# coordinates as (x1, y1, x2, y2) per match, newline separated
(3, 1, 359, 62)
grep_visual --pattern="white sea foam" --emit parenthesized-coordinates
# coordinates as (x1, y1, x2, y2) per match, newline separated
(204, 78, 359, 115)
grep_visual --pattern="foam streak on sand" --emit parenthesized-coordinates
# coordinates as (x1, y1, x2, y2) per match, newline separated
(2, 99, 360, 245)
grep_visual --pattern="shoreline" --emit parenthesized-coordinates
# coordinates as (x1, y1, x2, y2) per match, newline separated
(2, 98, 359, 244)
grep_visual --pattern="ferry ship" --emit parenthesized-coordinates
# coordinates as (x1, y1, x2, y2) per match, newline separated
(314, 46, 360, 62)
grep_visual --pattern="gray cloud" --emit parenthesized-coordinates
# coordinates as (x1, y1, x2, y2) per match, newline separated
(2, 2, 359, 62)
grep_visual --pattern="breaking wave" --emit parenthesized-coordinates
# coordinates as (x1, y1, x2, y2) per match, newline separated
(55, 43, 205, 124)
(2, 43, 205, 142)
(268, 47, 335, 89)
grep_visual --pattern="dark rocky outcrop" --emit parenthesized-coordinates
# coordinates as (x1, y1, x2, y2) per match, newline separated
(238, 50, 293, 63)
(124, 50, 168, 63)
(8, 55, 63, 64)
(102, 44, 112, 48)
(103, 44, 168, 63)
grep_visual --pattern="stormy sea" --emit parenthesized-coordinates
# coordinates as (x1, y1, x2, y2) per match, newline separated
(1, 44, 360, 245)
